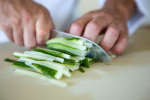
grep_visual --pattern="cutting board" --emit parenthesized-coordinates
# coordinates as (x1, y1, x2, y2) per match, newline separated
(0, 28, 150, 100)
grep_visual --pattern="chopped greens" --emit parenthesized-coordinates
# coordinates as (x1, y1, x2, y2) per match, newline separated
(5, 37, 95, 86)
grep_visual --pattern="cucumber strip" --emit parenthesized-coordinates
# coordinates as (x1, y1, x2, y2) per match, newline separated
(5, 58, 60, 79)
(80, 58, 93, 68)
(70, 56, 85, 62)
(24, 51, 64, 63)
(33, 47, 71, 59)
(47, 43, 87, 56)
(46, 37, 85, 49)
(5, 58, 34, 71)
(14, 68, 67, 87)
(62, 59, 80, 71)
(64, 63, 80, 71)
(18, 57, 71, 78)
(31, 63, 61, 79)
(47, 38, 87, 51)
(13, 51, 64, 63)
(4, 58, 16, 63)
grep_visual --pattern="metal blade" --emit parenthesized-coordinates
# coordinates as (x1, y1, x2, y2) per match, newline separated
(51, 29, 111, 62)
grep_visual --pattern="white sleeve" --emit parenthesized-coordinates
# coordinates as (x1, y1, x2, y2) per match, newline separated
(98, 0, 150, 35)
(128, 0, 150, 35)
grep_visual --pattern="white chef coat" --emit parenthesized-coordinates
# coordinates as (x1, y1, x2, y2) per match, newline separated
(0, 0, 149, 43)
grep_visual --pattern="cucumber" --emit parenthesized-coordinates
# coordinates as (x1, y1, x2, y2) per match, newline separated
(46, 37, 86, 50)
(18, 57, 71, 78)
(5, 37, 95, 83)
(33, 47, 71, 59)
(80, 58, 93, 68)
(47, 43, 87, 56)
(31, 63, 60, 79)
(5, 58, 34, 71)
(13, 51, 64, 63)
(5, 58, 60, 79)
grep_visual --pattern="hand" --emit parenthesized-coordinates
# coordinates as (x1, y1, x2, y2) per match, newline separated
(0, 0, 54, 49)
(69, 8, 129, 54)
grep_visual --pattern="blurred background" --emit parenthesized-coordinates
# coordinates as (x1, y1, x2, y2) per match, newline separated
(79, 0, 99, 15)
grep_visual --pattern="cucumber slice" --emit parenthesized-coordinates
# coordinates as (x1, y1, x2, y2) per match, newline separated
(70, 56, 85, 62)
(5, 58, 60, 79)
(18, 57, 71, 78)
(31, 63, 61, 79)
(80, 58, 93, 68)
(5, 58, 34, 71)
(33, 47, 71, 59)
(13, 51, 64, 63)
(46, 37, 86, 50)
(47, 43, 87, 56)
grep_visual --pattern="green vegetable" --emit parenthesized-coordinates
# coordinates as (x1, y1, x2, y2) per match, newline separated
(18, 57, 71, 78)
(5, 58, 33, 70)
(13, 51, 64, 63)
(80, 58, 93, 68)
(5, 37, 95, 86)
(5, 58, 61, 79)
(46, 37, 86, 50)
(33, 47, 71, 59)
(47, 43, 87, 56)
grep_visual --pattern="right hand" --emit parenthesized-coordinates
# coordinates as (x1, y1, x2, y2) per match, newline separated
(0, 0, 54, 49)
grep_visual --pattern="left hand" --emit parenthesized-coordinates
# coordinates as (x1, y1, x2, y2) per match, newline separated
(68, 8, 129, 54)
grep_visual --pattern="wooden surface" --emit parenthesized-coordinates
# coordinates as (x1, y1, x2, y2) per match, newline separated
(0, 27, 150, 100)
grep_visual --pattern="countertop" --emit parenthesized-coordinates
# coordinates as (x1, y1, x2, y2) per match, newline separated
(0, 26, 150, 100)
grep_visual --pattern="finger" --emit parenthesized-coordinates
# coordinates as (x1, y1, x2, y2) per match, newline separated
(83, 16, 109, 42)
(12, 22, 24, 46)
(23, 20, 36, 49)
(99, 25, 120, 51)
(69, 16, 91, 36)
(111, 33, 128, 54)
(1, 26, 14, 42)
(36, 14, 54, 45)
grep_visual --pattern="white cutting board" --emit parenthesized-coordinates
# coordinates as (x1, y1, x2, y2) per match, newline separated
(0, 29, 150, 100)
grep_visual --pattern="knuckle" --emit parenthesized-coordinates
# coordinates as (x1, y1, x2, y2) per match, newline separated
(39, 8, 49, 17)
(71, 22, 82, 30)
(38, 31, 48, 37)
(12, 18, 21, 26)
(88, 22, 99, 30)
(23, 12, 32, 22)
(110, 28, 119, 37)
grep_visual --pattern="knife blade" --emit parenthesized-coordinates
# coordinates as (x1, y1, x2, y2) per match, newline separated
(51, 29, 112, 62)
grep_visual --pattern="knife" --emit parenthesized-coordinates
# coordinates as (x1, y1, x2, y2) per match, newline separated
(51, 29, 112, 62)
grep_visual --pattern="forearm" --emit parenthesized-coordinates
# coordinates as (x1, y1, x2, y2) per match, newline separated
(103, 0, 136, 21)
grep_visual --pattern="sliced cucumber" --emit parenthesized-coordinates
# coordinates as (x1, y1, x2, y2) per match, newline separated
(47, 43, 87, 56)
(33, 47, 71, 59)
(18, 57, 71, 78)
(46, 37, 86, 50)
(13, 51, 64, 63)
(80, 58, 93, 68)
